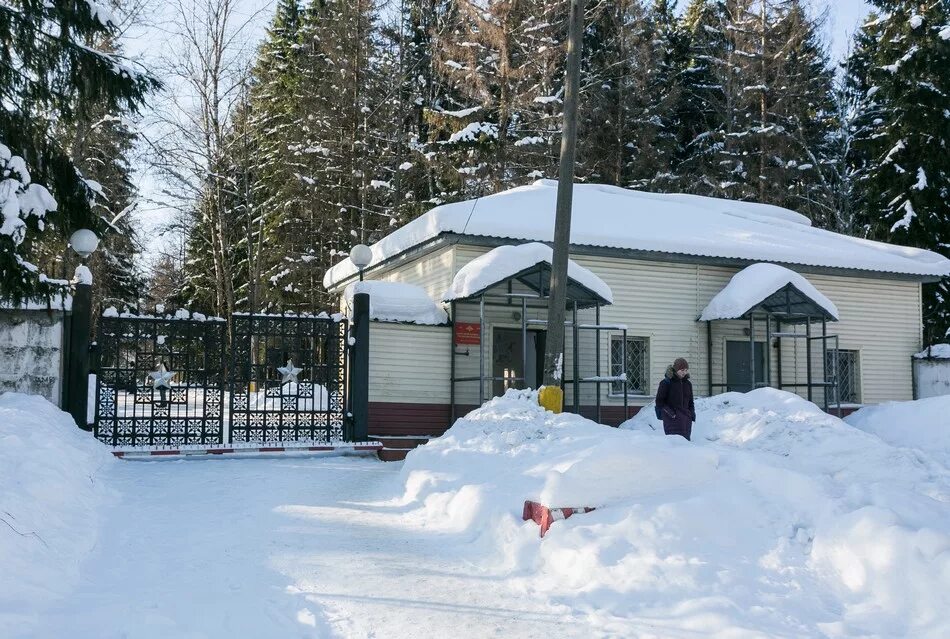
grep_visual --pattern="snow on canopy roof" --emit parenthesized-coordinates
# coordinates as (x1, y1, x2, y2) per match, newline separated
(700, 263, 839, 322)
(343, 280, 448, 325)
(442, 242, 613, 305)
(323, 180, 950, 289)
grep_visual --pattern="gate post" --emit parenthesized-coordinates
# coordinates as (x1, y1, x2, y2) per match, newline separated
(65, 276, 93, 430)
(351, 292, 370, 441)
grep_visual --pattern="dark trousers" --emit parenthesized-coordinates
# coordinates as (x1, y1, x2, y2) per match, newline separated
(662, 413, 692, 441)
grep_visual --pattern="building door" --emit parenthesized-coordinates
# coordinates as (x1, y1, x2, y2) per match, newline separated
(493, 328, 545, 397)
(726, 340, 766, 393)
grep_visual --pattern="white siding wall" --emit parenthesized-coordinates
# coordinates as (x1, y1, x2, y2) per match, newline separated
(374, 246, 457, 301)
(349, 243, 922, 409)
(368, 322, 451, 403)
(453, 246, 922, 406)
(801, 274, 920, 403)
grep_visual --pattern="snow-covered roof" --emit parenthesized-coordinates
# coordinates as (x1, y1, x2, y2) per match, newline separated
(914, 344, 950, 360)
(323, 180, 950, 289)
(442, 242, 613, 306)
(344, 281, 448, 325)
(700, 263, 839, 322)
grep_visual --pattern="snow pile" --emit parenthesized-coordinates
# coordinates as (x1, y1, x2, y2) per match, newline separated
(0, 293, 71, 311)
(915, 343, 950, 359)
(397, 388, 950, 637)
(399, 389, 715, 533)
(845, 396, 950, 467)
(323, 180, 950, 287)
(72, 264, 93, 285)
(700, 262, 839, 321)
(442, 242, 613, 303)
(0, 393, 115, 633)
(344, 280, 448, 325)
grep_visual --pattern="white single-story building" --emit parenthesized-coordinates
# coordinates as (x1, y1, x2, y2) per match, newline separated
(326, 180, 950, 439)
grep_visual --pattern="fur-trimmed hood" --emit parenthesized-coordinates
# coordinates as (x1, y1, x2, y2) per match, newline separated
(665, 365, 691, 380)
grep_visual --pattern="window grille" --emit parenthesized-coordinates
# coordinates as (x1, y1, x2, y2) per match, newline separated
(611, 336, 648, 395)
(825, 349, 860, 404)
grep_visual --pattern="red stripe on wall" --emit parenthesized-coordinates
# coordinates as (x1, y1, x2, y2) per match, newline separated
(368, 402, 644, 436)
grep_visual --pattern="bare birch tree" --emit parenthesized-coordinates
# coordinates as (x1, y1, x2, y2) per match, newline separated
(144, 0, 263, 318)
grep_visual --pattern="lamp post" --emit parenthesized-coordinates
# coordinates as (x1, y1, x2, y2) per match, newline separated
(66, 229, 99, 430)
(349, 243, 372, 282)
(347, 244, 372, 442)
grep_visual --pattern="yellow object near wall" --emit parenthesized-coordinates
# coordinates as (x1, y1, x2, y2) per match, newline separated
(538, 385, 563, 414)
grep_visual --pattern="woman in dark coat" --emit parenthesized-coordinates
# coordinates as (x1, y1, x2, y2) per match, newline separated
(655, 357, 696, 441)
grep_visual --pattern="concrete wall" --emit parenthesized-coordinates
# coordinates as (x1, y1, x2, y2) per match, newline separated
(0, 309, 66, 405)
(914, 359, 950, 399)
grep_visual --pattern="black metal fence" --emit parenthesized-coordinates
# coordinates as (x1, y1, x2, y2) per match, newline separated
(92, 309, 360, 447)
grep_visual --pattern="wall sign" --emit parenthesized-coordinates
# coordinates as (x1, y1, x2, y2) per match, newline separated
(454, 322, 481, 345)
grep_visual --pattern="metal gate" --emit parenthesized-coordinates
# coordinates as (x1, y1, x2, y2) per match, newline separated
(229, 313, 347, 443)
(93, 311, 350, 446)
(94, 314, 227, 446)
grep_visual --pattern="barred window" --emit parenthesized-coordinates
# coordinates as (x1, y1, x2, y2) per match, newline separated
(610, 336, 648, 395)
(825, 349, 860, 404)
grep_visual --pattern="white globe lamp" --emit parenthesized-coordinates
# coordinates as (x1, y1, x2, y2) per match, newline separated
(349, 244, 373, 281)
(69, 229, 100, 261)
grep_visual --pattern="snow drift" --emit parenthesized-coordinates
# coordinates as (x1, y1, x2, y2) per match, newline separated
(398, 388, 950, 638)
(0, 393, 115, 634)
(845, 395, 950, 468)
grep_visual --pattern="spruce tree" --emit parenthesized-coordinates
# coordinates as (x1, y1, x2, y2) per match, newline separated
(578, 0, 686, 189)
(677, 0, 835, 217)
(850, 1, 950, 342)
(431, 1, 569, 196)
(0, 0, 156, 302)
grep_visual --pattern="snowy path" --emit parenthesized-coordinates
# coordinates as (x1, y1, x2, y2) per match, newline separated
(32, 455, 582, 639)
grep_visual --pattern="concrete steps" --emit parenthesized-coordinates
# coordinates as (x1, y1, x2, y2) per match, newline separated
(371, 435, 431, 462)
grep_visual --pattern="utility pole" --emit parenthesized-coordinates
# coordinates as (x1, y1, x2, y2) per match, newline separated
(540, 0, 585, 413)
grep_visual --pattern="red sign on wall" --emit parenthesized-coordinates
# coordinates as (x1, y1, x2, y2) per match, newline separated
(455, 322, 481, 345)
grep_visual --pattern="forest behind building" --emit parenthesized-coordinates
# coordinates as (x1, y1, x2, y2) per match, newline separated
(2, 0, 948, 341)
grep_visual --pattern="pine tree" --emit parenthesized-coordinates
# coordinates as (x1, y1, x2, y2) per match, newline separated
(245, 0, 305, 312)
(385, 0, 443, 227)
(68, 106, 146, 312)
(241, 0, 384, 312)
(0, 0, 156, 302)
(850, 1, 950, 342)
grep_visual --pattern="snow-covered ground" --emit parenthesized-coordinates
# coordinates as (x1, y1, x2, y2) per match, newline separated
(3, 390, 949, 638)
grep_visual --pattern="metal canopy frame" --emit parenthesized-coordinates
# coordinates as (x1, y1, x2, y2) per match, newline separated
(448, 271, 627, 426)
(704, 284, 843, 416)
(448, 260, 611, 310)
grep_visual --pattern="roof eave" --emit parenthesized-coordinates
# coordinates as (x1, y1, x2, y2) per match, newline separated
(325, 232, 946, 291)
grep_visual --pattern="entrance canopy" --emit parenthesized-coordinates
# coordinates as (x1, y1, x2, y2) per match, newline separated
(442, 242, 613, 309)
(700, 263, 839, 324)
(443, 242, 625, 424)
